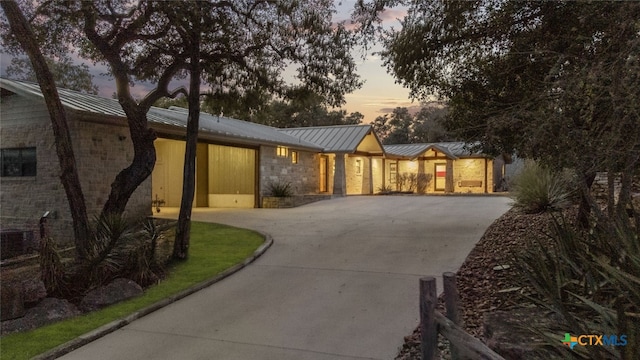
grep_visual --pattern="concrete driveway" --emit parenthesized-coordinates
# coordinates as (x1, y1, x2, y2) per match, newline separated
(59, 196, 510, 360)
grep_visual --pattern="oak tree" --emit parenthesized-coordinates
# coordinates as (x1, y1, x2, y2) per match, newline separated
(356, 0, 640, 223)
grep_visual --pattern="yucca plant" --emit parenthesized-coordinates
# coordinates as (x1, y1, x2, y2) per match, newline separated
(267, 180, 293, 197)
(519, 208, 640, 359)
(45, 214, 174, 299)
(511, 160, 575, 213)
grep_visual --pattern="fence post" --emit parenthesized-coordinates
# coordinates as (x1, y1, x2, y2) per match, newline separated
(443, 272, 462, 360)
(420, 276, 438, 360)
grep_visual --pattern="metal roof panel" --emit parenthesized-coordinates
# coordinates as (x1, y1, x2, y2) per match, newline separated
(279, 125, 373, 153)
(1, 78, 321, 151)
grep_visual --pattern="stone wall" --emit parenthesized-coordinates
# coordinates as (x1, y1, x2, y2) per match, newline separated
(345, 155, 373, 195)
(453, 158, 493, 194)
(259, 145, 320, 200)
(592, 172, 640, 202)
(1, 95, 151, 248)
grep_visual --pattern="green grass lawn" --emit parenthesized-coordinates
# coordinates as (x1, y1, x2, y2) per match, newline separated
(0, 221, 265, 360)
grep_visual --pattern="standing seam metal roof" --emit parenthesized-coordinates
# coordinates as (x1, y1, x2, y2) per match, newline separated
(384, 142, 485, 159)
(279, 125, 374, 153)
(0, 78, 321, 150)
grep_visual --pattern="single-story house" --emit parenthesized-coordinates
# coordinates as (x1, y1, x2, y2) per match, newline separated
(0, 78, 503, 247)
(383, 143, 496, 194)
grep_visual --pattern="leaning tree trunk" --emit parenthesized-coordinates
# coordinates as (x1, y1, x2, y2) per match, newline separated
(2, 0, 91, 261)
(101, 105, 157, 217)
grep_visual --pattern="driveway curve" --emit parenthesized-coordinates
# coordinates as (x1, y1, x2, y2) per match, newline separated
(59, 196, 510, 360)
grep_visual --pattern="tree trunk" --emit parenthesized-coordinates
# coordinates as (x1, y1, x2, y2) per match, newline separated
(173, 6, 202, 260)
(2, 0, 91, 261)
(576, 171, 596, 229)
(101, 106, 157, 217)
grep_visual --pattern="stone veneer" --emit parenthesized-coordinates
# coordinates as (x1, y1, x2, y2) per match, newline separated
(1, 95, 150, 248)
(259, 145, 324, 205)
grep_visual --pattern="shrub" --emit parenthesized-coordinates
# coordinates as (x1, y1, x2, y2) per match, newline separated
(267, 180, 293, 197)
(511, 160, 574, 213)
(417, 173, 433, 194)
(519, 209, 640, 359)
(44, 215, 173, 299)
(396, 173, 407, 191)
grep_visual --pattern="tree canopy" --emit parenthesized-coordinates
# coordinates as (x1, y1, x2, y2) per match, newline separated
(356, 1, 640, 173)
(371, 104, 450, 144)
(4, 54, 99, 94)
(357, 1, 639, 215)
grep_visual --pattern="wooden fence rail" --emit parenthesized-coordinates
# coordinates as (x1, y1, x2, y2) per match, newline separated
(420, 273, 506, 360)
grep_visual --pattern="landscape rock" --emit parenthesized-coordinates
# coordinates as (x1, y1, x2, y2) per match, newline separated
(22, 278, 47, 305)
(483, 307, 564, 359)
(1, 297, 80, 334)
(1, 282, 24, 321)
(79, 278, 143, 312)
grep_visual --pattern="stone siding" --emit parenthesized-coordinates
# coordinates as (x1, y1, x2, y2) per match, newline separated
(383, 157, 493, 194)
(453, 158, 493, 194)
(259, 145, 320, 202)
(345, 155, 373, 195)
(1, 96, 151, 248)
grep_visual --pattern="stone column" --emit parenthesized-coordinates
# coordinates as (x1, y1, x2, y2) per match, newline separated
(368, 157, 374, 194)
(333, 153, 346, 197)
(445, 159, 454, 193)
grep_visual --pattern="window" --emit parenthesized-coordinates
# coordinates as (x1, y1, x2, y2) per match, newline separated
(291, 151, 298, 164)
(355, 159, 362, 175)
(277, 146, 288, 157)
(1, 147, 36, 177)
(389, 162, 397, 184)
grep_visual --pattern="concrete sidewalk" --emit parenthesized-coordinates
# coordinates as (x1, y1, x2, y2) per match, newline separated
(58, 196, 510, 360)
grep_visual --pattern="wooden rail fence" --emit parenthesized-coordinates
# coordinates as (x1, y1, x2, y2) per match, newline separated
(420, 273, 506, 360)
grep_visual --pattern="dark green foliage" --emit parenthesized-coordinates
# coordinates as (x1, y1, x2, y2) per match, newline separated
(356, 1, 640, 227)
(520, 209, 640, 359)
(44, 215, 174, 300)
(372, 105, 451, 144)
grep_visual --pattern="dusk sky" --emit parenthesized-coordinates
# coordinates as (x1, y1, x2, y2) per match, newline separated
(0, 2, 418, 124)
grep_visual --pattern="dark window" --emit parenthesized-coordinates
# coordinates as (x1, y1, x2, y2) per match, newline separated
(1, 147, 36, 177)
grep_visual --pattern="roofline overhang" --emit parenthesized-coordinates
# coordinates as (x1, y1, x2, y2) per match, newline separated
(151, 122, 322, 151)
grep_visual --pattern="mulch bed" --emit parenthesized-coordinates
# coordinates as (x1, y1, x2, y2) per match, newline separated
(396, 207, 563, 359)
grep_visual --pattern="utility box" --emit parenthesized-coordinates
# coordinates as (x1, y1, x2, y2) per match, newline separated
(1, 229, 36, 260)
